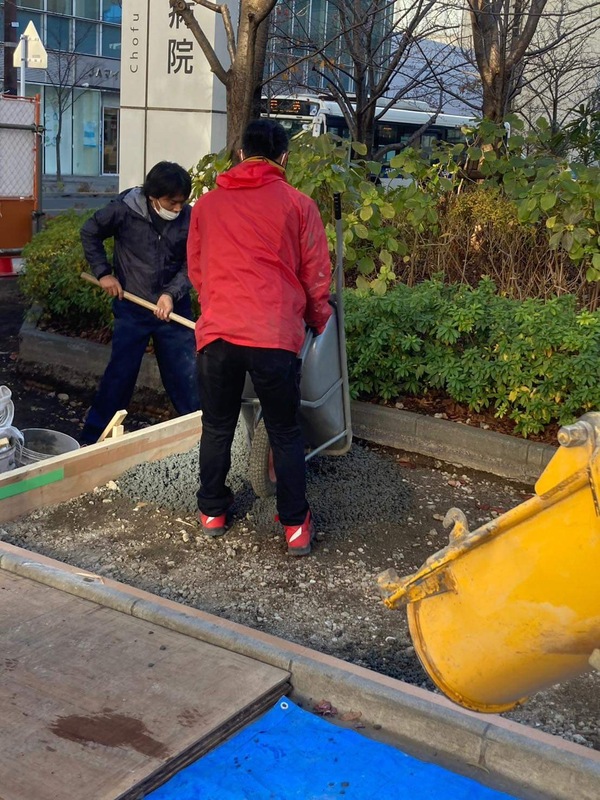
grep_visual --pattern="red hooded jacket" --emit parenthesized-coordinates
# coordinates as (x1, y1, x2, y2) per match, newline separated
(187, 158, 332, 354)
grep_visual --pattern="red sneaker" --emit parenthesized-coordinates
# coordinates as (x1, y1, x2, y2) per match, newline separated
(283, 511, 315, 556)
(199, 512, 227, 538)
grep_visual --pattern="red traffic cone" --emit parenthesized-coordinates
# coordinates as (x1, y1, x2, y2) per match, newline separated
(0, 257, 23, 276)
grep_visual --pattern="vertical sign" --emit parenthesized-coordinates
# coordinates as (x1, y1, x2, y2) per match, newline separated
(167, 5, 194, 78)
(119, 0, 149, 187)
(119, 0, 232, 191)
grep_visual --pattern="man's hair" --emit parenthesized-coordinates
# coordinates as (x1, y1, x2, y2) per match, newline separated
(143, 161, 191, 199)
(242, 119, 289, 161)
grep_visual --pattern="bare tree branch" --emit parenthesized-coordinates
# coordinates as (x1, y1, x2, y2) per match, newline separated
(170, 0, 279, 156)
(267, 0, 461, 156)
(170, 0, 229, 84)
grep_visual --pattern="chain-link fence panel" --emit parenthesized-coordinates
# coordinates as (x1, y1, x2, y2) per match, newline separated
(0, 96, 37, 199)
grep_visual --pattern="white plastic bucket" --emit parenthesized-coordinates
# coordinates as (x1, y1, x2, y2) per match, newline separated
(0, 385, 14, 427)
(16, 428, 80, 467)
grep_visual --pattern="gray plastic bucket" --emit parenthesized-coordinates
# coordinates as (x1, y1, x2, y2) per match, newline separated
(0, 425, 23, 474)
(0, 443, 17, 473)
(16, 428, 80, 467)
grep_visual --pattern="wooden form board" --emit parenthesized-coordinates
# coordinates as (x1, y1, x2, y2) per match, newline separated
(0, 569, 290, 800)
(0, 412, 202, 525)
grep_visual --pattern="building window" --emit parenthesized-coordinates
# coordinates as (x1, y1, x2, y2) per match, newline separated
(46, 14, 71, 49)
(75, 0, 100, 18)
(102, 102, 119, 174)
(101, 24, 120, 58)
(17, 10, 43, 36)
(102, 0, 121, 24)
(18, 1, 44, 9)
(75, 19, 98, 54)
(73, 88, 100, 175)
(47, 0, 73, 14)
(43, 85, 74, 176)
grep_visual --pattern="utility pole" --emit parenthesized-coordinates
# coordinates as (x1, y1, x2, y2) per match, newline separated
(3, 0, 18, 95)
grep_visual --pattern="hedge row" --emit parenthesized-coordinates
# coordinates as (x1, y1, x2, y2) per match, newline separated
(20, 212, 600, 438)
(344, 277, 600, 436)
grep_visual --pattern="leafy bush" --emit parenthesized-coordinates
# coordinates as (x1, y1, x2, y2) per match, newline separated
(444, 118, 600, 286)
(344, 278, 600, 435)
(190, 126, 600, 303)
(191, 134, 409, 294)
(20, 210, 113, 332)
(398, 187, 584, 301)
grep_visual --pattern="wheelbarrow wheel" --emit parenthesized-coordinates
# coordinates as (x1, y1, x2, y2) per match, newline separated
(249, 420, 277, 498)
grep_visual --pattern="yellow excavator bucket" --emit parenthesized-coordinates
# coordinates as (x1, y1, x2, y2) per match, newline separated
(378, 412, 600, 713)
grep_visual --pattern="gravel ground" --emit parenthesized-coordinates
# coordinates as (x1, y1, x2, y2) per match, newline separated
(2, 426, 599, 752)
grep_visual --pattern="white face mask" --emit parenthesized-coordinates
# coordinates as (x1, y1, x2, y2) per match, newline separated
(153, 200, 180, 221)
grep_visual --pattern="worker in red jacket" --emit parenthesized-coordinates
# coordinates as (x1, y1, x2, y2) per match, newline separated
(187, 119, 332, 555)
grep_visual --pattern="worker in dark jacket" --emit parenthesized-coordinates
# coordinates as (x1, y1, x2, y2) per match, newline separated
(79, 161, 199, 445)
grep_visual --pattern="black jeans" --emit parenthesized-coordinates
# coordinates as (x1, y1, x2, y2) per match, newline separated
(197, 339, 308, 526)
(81, 299, 199, 445)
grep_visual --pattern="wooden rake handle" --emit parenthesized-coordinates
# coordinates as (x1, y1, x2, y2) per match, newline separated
(81, 272, 197, 331)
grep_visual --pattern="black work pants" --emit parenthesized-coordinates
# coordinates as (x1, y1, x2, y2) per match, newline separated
(197, 339, 308, 525)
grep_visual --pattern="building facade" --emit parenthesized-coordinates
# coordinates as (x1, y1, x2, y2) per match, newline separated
(1, 0, 121, 181)
(118, 0, 230, 191)
(266, 0, 394, 96)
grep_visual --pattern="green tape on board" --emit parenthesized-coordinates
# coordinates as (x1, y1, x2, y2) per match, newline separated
(0, 468, 65, 500)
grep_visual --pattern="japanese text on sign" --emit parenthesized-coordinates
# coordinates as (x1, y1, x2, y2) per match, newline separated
(168, 5, 194, 75)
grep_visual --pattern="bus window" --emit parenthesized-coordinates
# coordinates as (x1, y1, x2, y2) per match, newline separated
(277, 119, 313, 137)
(446, 127, 466, 146)
(376, 122, 400, 144)
(421, 130, 444, 159)
(325, 115, 350, 139)
(375, 123, 419, 160)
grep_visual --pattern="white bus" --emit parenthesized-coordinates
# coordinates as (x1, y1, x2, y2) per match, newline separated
(261, 94, 474, 162)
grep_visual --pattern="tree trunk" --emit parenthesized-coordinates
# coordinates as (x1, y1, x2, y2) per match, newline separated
(354, 78, 376, 158)
(470, 0, 549, 125)
(481, 75, 509, 123)
(226, 68, 251, 158)
(225, 3, 273, 157)
(251, 18, 270, 120)
(356, 111, 376, 159)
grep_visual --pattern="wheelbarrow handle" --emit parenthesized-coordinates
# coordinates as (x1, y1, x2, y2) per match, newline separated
(81, 272, 196, 331)
(333, 192, 342, 221)
(333, 193, 344, 295)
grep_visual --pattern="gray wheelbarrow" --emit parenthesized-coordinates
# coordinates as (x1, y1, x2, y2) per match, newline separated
(240, 193, 353, 497)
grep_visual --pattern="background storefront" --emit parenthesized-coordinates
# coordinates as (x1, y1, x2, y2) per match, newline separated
(2, 0, 122, 181)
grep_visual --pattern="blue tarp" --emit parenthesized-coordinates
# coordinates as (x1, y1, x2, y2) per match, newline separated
(146, 698, 517, 799)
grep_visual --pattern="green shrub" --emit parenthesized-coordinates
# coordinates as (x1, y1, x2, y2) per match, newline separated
(399, 187, 582, 301)
(190, 128, 600, 303)
(190, 133, 405, 294)
(345, 278, 600, 435)
(452, 118, 600, 285)
(20, 210, 113, 332)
